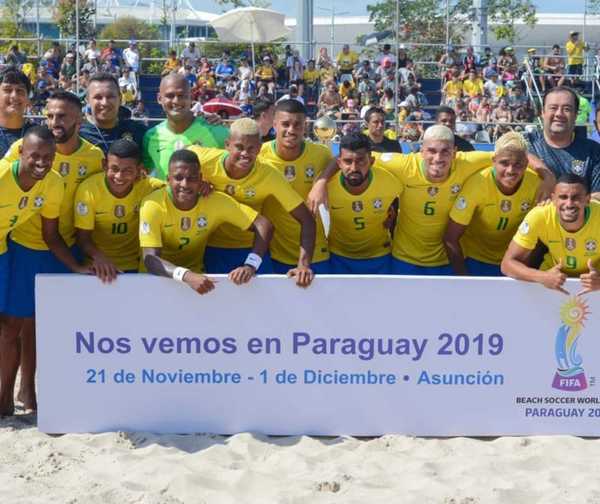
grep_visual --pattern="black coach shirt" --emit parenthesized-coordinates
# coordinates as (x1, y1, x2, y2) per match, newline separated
(454, 134, 475, 152)
(525, 129, 600, 193)
(80, 119, 148, 155)
(0, 121, 33, 158)
(369, 135, 403, 153)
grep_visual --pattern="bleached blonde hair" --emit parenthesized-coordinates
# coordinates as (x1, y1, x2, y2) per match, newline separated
(422, 124, 454, 144)
(230, 117, 260, 137)
(495, 131, 528, 156)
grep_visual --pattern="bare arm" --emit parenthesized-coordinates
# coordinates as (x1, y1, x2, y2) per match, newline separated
(143, 248, 216, 295)
(76, 228, 119, 283)
(42, 217, 91, 275)
(525, 152, 557, 202)
(500, 240, 568, 294)
(443, 220, 468, 275)
(228, 214, 273, 285)
(287, 203, 316, 288)
(306, 158, 339, 214)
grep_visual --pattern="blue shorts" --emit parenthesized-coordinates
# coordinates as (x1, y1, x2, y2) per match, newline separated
(6, 240, 80, 318)
(204, 246, 273, 274)
(391, 257, 453, 276)
(0, 250, 10, 313)
(271, 258, 330, 275)
(465, 257, 503, 277)
(329, 253, 391, 275)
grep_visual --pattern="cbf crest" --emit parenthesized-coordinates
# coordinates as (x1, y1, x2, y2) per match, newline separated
(180, 217, 192, 231)
(565, 238, 577, 251)
(520, 201, 531, 212)
(197, 216, 208, 229)
(427, 186, 439, 197)
(114, 205, 126, 218)
(352, 201, 363, 213)
(372, 198, 383, 211)
(305, 166, 315, 180)
(450, 184, 461, 194)
(59, 162, 70, 177)
(500, 200, 512, 213)
(571, 160, 585, 176)
(284, 165, 296, 181)
(121, 132, 134, 142)
(585, 239, 597, 253)
(244, 187, 256, 198)
(34, 196, 44, 208)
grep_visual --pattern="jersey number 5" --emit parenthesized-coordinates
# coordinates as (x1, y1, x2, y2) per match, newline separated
(353, 216, 366, 230)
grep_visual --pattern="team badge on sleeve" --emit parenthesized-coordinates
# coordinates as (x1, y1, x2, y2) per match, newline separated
(352, 201, 363, 212)
(141, 222, 151, 235)
(34, 196, 44, 208)
(76, 202, 88, 216)
(380, 153, 393, 163)
(500, 200, 512, 212)
(18, 196, 28, 209)
(427, 186, 439, 197)
(197, 216, 208, 229)
(59, 162, 70, 176)
(455, 196, 467, 210)
(519, 221, 529, 235)
(114, 205, 126, 218)
(284, 166, 296, 181)
(181, 217, 192, 231)
(565, 238, 576, 251)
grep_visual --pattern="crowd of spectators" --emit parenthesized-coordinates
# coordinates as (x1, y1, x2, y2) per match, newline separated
(0, 31, 597, 146)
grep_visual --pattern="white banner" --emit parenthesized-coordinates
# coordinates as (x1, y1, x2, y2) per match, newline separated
(36, 274, 600, 435)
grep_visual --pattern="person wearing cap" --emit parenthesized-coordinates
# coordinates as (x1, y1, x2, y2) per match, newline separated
(522, 47, 544, 92)
(566, 31, 586, 79)
(335, 44, 358, 83)
(123, 40, 140, 75)
(181, 41, 200, 68)
(60, 52, 77, 81)
(255, 56, 277, 94)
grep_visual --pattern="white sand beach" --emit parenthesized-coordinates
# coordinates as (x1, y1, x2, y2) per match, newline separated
(2, 411, 600, 504)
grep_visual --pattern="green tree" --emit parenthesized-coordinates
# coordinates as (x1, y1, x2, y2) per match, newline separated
(214, 0, 271, 9)
(367, 0, 536, 46)
(0, 0, 34, 38)
(54, 0, 96, 39)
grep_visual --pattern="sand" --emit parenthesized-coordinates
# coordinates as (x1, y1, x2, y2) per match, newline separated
(2, 411, 600, 504)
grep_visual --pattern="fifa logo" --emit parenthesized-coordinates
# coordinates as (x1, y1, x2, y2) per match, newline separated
(552, 297, 590, 391)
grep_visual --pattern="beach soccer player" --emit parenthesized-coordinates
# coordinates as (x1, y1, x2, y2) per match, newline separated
(501, 173, 600, 294)
(327, 132, 403, 274)
(75, 139, 165, 281)
(140, 149, 273, 294)
(443, 131, 542, 276)
(187, 118, 316, 287)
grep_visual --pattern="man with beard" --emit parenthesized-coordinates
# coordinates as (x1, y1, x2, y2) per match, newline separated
(259, 99, 331, 273)
(502, 173, 600, 295)
(327, 133, 403, 274)
(0, 67, 33, 157)
(80, 72, 148, 154)
(2, 93, 103, 414)
(142, 73, 229, 180)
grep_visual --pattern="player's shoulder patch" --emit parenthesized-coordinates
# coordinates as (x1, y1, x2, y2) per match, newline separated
(518, 221, 530, 235)
(76, 202, 88, 216)
(455, 196, 467, 210)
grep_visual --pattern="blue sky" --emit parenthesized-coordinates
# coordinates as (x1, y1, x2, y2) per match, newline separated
(195, 0, 587, 17)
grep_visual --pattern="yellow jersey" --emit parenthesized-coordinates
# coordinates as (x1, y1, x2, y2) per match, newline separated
(443, 80, 463, 99)
(74, 174, 165, 271)
(336, 50, 359, 72)
(303, 69, 320, 85)
(566, 40, 584, 65)
(139, 187, 258, 273)
(5, 138, 104, 250)
(328, 167, 403, 259)
(259, 141, 331, 265)
(512, 201, 600, 276)
(0, 159, 64, 254)
(449, 167, 541, 265)
(374, 151, 493, 266)
(188, 146, 304, 249)
(463, 78, 484, 98)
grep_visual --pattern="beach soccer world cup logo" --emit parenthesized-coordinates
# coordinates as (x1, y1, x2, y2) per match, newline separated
(552, 297, 590, 391)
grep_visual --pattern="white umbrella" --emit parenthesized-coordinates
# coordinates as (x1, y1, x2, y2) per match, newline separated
(211, 7, 292, 70)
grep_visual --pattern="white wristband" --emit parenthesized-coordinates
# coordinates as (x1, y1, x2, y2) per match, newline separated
(244, 253, 262, 271)
(173, 267, 190, 283)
